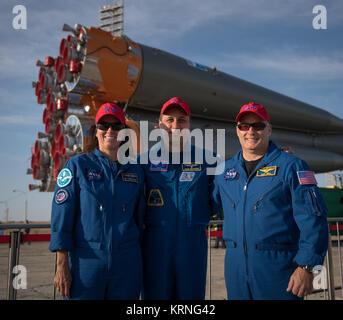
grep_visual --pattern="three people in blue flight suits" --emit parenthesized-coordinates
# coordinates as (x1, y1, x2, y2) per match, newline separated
(212, 102, 328, 299)
(50, 103, 145, 299)
(50, 98, 328, 300)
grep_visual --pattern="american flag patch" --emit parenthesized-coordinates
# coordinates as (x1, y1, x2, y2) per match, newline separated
(297, 171, 317, 185)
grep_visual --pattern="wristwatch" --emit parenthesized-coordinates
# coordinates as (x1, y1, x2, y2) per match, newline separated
(298, 265, 313, 274)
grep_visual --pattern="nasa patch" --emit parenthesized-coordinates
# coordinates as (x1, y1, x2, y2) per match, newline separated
(55, 189, 69, 205)
(224, 168, 238, 180)
(86, 168, 104, 182)
(57, 168, 73, 188)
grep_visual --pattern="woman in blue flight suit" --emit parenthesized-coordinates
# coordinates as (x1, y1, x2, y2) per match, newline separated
(49, 103, 145, 300)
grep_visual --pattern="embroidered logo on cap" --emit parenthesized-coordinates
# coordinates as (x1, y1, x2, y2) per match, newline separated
(244, 105, 258, 111)
(104, 105, 117, 113)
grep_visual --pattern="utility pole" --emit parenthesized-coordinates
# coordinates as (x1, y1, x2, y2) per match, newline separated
(12, 190, 28, 224)
(0, 200, 9, 222)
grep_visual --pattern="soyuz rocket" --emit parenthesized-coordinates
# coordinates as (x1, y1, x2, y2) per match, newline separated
(28, 23, 343, 192)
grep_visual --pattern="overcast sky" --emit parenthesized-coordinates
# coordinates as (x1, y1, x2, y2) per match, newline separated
(0, 0, 342, 221)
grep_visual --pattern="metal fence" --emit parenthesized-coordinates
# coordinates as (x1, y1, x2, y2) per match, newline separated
(207, 218, 343, 300)
(1, 218, 342, 300)
(324, 217, 343, 300)
(0, 223, 51, 300)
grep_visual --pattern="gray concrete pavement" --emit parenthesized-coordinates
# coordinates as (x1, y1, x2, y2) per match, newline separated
(0, 239, 342, 300)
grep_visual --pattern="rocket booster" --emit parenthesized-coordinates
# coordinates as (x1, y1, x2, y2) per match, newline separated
(130, 45, 343, 134)
(28, 24, 343, 191)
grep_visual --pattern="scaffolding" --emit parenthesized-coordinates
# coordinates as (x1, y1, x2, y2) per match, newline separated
(99, 1, 124, 37)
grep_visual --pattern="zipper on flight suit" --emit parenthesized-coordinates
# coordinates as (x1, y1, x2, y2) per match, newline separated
(309, 189, 320, 215)
(221, 187, 236, 210)
(242, 164, 266, 277)
(107, 165, 124, 271)
(242, 180, 249, 276)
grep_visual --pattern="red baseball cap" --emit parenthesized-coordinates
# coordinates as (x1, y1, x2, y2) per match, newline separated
(235, 102, 270, 123)
(160, 97, 190, 116)
(95, 103, 125, 125)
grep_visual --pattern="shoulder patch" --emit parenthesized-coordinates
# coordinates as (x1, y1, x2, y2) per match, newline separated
(55, 189, 69, 205)
(256, 166, 277, 177)
(57, 168, 73, 187)
(297, 171, 317, 185)
(147, 189, 164, 206)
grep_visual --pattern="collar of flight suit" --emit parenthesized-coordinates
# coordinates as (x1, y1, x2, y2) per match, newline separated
(148, 140, 195, 164)
(234, 141, 282, 180)
(92, 148, 131, 173)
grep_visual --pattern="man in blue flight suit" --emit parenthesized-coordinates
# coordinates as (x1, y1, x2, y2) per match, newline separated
(212, 102, 328, 300)
(141, 97, 217, 300)
(49, 103, 145, 299)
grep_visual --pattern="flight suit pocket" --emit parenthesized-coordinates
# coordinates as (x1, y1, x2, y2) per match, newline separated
(220, 189, 237, 242)
(119, 225, 140, 250)
(220, 187, 236, 211)
(75, 240, 103, 250)
(225, 239, 237, 248)
(306, 187, 327, 217)
(253, 181, 283, 212)
(254, 242, 298, 270)
(117, 176, 141, 204)
(255, 242, 298, 251)
(78, 184, 104, 243)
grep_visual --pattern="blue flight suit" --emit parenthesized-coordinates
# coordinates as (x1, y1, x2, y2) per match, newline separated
(140, 144, 216, 299)
(212, 141, 328, 300)
(49, 148, 145, 300)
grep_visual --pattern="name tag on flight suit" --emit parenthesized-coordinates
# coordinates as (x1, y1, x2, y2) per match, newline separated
(256, 166, 277, 177)
(121, 173, 138, 183)
(182, 163, 202, 171)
